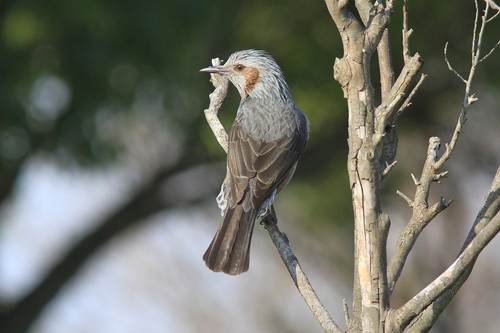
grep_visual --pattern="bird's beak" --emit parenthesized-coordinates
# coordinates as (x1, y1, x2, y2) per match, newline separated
(200, 66, 227, 73)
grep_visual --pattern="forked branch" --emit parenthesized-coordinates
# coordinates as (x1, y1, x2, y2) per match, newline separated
(437, 0, 500, 168)
(387, 0, 499, 329)
(388, 0, 499, 296)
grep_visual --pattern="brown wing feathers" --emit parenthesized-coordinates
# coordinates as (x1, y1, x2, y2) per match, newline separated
(227, 124, 302, 211)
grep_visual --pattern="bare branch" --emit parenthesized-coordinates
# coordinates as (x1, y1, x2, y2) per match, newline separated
(387, 200, 499, 332)
(387, 137, 454, 294)
(415, 136, 441, 204)
(263, 216, 344, 333)
(388, 1, 500, 325)
(461, 166, 500, 251)
(396, 190, 414, 207)
(438, 0, 499, 169)
(354, 0, 395, 99)
(401, 167, 500, 331)
(487, 0, 500, 11)
(378, 30, 396, 100)
(410, 173, 419, 185)
(472, 0, 481, 59)
(203, 58, 229, 153)
(364, 2, 392, 53)
(343, 298, 350, 326)
(324, 0, 362, 35)
(387, 197, 453, 295)
(397, 73, 427, 115)
(443, 43, 466, 83)
(486, 0, 500, 20)
(479, 40, 500, 61)
(382, 160, 398, 178)
(374, 54, 424, 140)
(326, 2, 396, 330)
(473, 0, 492, 63)
(402, 0, 413, 62)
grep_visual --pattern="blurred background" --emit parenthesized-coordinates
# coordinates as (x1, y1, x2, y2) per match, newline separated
(0, 0, 498, 332)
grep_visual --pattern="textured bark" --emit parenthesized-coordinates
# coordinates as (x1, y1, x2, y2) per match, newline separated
(325, 1, 392, 331)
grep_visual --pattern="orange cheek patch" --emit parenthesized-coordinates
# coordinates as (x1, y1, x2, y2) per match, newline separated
(243, 68, 260, 94)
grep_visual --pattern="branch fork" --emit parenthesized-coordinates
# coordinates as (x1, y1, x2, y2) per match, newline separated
(326, 0, 499, 332)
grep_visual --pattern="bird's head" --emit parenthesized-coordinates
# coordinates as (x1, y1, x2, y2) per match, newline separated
(200, 49, 290, 101)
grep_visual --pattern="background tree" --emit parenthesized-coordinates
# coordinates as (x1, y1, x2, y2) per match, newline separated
(0, 0, 498, 332)
(322, 0, 499, 331)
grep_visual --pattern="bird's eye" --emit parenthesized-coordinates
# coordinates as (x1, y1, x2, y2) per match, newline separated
(235, 64, 245, 71)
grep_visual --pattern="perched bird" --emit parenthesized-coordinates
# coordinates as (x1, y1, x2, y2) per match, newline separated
(200, 49, 309, 275)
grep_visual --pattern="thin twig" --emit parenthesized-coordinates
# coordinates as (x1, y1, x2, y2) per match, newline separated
(402, 0, 413, 62)
(387, 137, 453, 295)
(397, 73, 427, 116)
(461, 167, 500, 252)
(383, 160, 398, 178)
(443, 43, 466, 83)
(486, 7, 500, 21)
(472, 0, 480, 59)
(264, 216, 343, 333)
(387, 213, 500, 331)
(487, 0, 500, 11)
(396, 190, 413, 207)
(396, 167, 500, 332)
(374, 54, 423, 140)
(387, 1, 500, 328)
(437, 0, 496, 169)
(203, 58, 229, 153)
(479, 40, 500, 61)
(343, 298, 350, 326)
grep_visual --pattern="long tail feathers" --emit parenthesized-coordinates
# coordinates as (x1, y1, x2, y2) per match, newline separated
(203, 205, 257, 275)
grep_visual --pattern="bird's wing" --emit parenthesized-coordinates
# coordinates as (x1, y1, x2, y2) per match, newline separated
(226, 122, 307, 211)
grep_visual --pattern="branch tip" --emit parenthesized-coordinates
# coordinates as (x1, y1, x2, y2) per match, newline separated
(383, 160, 398, 177)
(397, 190, 414, 207)
(343, 298, 350, 324)
(444, 42, 467, 83)
(411, 173, 420, 185)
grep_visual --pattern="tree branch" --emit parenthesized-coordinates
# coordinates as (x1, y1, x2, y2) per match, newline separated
(437, 0, 499, 169)
(354, 0, 395, 100)
(386, 169, 500, 331)
(399, 167, 500, 331)
(325, 1, 397, 331)
(263, 215, 343, 333)
(387, 137, 453, 295)
(401, 0, 414, 63)
(363, 2, 393, 53)
(462, 167, 500, 250)
(203, 58, 229, 153)
(377, 0, 425, 182)
(201, 57, 342, 332)
(396, 72, 427, 116)
(374, 54, 424, 141)
(388, 0, 499, 297)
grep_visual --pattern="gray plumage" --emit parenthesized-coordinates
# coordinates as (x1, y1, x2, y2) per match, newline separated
(200, 49, 309, 275)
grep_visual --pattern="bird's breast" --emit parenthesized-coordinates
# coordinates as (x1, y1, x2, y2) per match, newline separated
(236, 99, 298, 142)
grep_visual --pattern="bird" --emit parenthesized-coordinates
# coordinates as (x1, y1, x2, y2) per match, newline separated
(200, 49, 309, 275)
